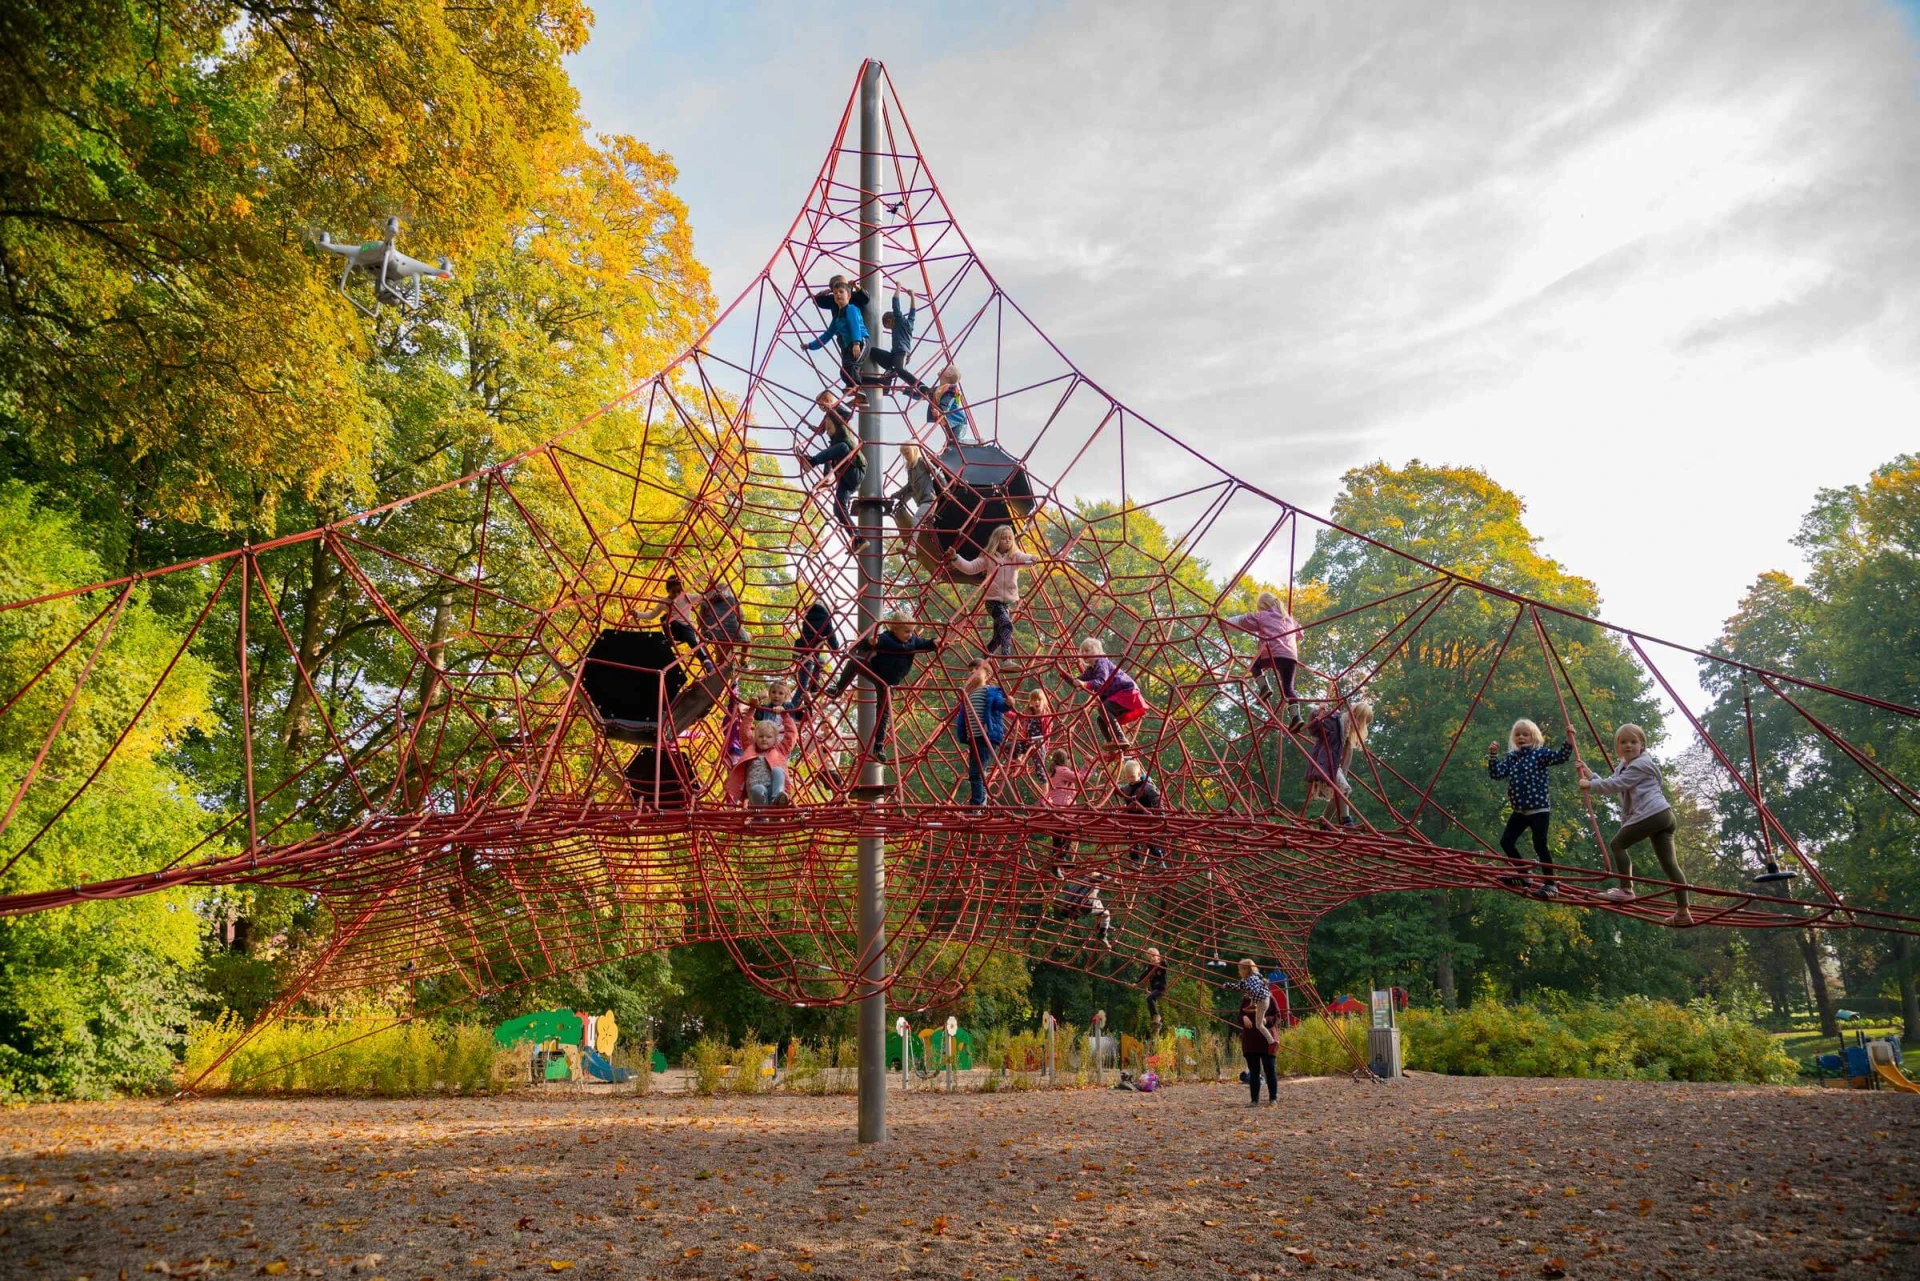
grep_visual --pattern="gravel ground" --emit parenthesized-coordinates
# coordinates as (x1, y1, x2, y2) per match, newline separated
(1, 1074, 1916, 1279)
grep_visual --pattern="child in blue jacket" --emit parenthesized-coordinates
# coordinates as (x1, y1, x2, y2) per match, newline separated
(1487, 718, 1575, 897)
(871, 288, 926, 397)
(952, 657, 1009, 806)
(805, 275, 869, 391)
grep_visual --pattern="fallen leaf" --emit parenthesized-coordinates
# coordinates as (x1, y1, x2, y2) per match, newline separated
(548, 1262, 575, 1273)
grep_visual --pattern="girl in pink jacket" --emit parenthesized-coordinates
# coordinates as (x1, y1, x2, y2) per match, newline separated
(1042, 747, 1082, 868)
(726, 714, 797, 805)
(1222, 591, 1304, 726)
(950, 524, 1040, 657)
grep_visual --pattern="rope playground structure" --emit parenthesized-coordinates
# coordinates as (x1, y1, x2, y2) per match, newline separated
(3, 63, 1916, 1094)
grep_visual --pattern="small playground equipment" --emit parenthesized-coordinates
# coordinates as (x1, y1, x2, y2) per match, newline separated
(494, 1008, 633, 1084)
(1813, 1031, 1918, 1092)
(912, 442, 1035, 580)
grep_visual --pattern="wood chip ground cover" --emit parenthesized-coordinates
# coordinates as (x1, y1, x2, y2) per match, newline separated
(0, 1075, 1914, 1278)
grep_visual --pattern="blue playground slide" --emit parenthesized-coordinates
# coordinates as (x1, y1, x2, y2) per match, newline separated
(581, 1048, 634, 1083)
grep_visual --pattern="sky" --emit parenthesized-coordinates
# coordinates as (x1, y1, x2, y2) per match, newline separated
(568, 0, 1920, 711)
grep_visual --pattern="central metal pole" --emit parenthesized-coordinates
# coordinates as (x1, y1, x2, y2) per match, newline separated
(854, 57, 888, 1146)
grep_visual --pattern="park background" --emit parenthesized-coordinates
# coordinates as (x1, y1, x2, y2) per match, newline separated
(0, 0, 1917, 1099)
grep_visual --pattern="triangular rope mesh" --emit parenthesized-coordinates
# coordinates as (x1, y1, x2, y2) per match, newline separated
(2, 65, 1916, 1077)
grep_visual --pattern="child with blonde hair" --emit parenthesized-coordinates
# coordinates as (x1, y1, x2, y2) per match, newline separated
(1068, 637, 1148, 747)
(928, 365, 976, 447)
(726, 713, 797, 806)
(950, 524, 1041, 656)
(1579, 723, 1692, 927)
(1116, 757, 1167, 866)
(1221, 590, 1305, 727)
(1487, 717, 1575, 896)
(1305, 697, 1373, 826)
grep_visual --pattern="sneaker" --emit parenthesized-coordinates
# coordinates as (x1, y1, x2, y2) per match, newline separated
(1601, 887, 1633, 902)
(1338, 816, 1359, 828)
(1668, 907, 1695, 928)
(1535, 882, 1560, 899)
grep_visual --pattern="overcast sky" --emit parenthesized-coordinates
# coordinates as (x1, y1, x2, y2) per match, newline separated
(569, 0, 1920, 707)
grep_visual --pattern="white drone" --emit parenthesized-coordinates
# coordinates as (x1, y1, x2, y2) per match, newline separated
(316, 216, 452, 317)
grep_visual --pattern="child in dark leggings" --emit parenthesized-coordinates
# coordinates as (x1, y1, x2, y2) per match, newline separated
(1579, 723, 1693, 927)
(1487, 717, 1574, 898)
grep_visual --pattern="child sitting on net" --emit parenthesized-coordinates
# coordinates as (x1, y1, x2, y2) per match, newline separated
(726, 713, 797, 807)
(1116, 757, 1167, 867)
(1487, 717, 1575, 898)
(1236, 958, 1280, 1051)
(1052, 870, 1113, 949)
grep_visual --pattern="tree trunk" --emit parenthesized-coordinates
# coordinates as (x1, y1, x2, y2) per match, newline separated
(1896, 935, 1920, 1049)
(1430, 892, 1457, 1009)
(282, 536, 342, 753)
(1798, 930, 1839, 1038)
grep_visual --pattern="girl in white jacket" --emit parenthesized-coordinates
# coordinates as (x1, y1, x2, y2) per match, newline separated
(1578, 724, 1692, 927)
(951, 525, 1041, 657)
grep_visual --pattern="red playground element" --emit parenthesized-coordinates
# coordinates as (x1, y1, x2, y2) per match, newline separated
(1, 64, 1915, 1089)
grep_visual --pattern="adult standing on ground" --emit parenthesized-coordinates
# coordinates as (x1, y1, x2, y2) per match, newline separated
(1239, 961, 1282, 1106)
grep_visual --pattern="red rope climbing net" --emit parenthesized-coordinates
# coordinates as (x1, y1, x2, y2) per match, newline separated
(3, 64, 1916, 1077)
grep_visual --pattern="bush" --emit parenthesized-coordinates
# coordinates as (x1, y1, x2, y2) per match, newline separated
(182, 1014, 519, 1095)
(1247, 999, 1796, 1085)
(727, 1034, 774, 1095)
(685, 1036, 729, 1096)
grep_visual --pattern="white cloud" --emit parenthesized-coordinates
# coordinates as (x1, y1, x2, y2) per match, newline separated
(571, 0, 1920, 710)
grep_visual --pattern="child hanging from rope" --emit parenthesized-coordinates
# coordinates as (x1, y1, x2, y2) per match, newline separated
(1304, 697, 1374, 826)
(727, 712, 797, 807)
(639, 575, 707, 667)
(1116, 757, 1167, 867)
(1579, 723, 1693, 927)
(1005, 687, 1055, 779)
(1041, 747, 1083, 869)
(950, 525, 1041, 656)
(927, 365, 978, 447)
(795, 390, 868, 551)
(804, 274, 869, 393)
(1221, 590, 1304, 727)
(1068, 637, 1148, 748)
(792, 599, 839, 713)
(825, 609, 939, 762)
(870, 288, 926, 398)
(1487, 717, 1575, 898)
(952, 657, 1009, 807)
(1052, 870, 1113, 949)
(1237, 957, 1279, 1052)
